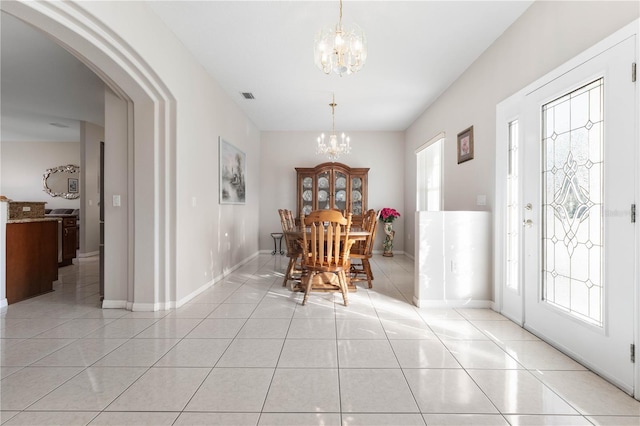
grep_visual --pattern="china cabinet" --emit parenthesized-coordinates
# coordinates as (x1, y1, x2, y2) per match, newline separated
(295, 162, 369, 225)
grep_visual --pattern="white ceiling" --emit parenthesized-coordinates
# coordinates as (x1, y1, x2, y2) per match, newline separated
(1, 1, 533, 141)
(1, 12, 105, 142)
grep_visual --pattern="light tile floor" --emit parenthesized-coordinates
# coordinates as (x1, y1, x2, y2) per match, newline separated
(1, 254, 639, 425)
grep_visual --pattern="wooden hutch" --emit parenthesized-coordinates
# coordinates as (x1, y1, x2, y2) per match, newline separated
(296, 162, 369, 225)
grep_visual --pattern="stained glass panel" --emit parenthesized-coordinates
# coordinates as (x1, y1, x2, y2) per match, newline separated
(541, 78, 603, 326)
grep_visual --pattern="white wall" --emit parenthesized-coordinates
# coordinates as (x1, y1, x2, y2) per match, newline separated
(74, 2, 262, 304)
(103, 88, 129, 304)
(404, 1, 640, 261)
(260, 131, 405, 254)
(174, 75, 261, 302)
(162, 29, 261, 304)
(0, 140, 81, 210)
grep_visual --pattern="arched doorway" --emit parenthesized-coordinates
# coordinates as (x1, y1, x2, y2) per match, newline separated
(1, 1, 176, 310)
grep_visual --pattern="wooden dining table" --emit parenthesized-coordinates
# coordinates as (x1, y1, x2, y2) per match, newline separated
(283, 227, 370, 292)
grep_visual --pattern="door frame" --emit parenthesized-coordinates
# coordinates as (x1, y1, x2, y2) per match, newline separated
(495, 95, 525, 325)
(495, 18, 639, 399)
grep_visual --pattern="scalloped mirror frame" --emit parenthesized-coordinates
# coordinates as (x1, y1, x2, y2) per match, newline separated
(43, 164, 80, 199)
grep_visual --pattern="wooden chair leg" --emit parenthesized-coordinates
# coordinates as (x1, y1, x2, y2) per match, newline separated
(282, 259, 290, 287)
(338, 271, 349, 306)
(302, 271, 315, 305)
(283, 257, 295, 287)
(363, 258, 373, 288)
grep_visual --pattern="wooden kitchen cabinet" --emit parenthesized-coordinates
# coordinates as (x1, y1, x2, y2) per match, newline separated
(60, 216, 77, 266)
(6, 220, 58, 304)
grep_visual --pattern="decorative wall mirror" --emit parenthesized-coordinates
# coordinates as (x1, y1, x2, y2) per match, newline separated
(43, 164, 81, 199)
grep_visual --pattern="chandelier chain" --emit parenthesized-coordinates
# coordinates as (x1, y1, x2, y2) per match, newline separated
(331, 94, 337, 133)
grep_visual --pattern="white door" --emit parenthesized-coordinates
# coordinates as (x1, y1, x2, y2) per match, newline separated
(521, 36, 636, 393)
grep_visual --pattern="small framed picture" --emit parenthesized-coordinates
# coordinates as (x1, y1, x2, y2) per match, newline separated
(68, 178, 79, 193)
(457, 126, 474, 164)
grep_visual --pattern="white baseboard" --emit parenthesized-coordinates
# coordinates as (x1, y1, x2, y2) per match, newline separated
(101, 299, 127, 309)
(102, 300, 164, 312)
(131, 302, 168, 312)
(175, 251, 260, 308)
(102, 300, 169, 312)
(175, 279, 215, 308)
(77, 251, 99, 258)
(371, 250, 405, 255)
(101, 252, 261, 311)
(0, 298, 7, 309)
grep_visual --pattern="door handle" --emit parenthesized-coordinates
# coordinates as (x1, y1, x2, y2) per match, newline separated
(523, 219, 533, 228)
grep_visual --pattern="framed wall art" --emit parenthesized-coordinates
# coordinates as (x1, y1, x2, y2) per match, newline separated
(457, 126, 474, 164)
(68, 177, 79, 193)
(219, 137, 246, 204)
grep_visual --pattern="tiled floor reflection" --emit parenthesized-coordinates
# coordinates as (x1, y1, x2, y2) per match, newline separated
(1, 254, 639, 425)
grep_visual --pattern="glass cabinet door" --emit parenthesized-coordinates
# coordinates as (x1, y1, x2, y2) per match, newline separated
(296, 163, 368, 222)
(351, 176, 363, 216)
(301, 175, 314, 216)
(317, 171, 331, 210)
(334, 171, 347, 211)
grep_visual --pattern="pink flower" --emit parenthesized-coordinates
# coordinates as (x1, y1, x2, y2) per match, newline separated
(379, 207, 401, 223)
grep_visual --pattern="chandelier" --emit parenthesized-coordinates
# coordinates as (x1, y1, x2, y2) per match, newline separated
(313, 0, 367, 76)
(317, 94, 351, 161)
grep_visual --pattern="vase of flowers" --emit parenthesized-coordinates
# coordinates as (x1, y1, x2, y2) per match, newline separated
(379, 208, 400, 257)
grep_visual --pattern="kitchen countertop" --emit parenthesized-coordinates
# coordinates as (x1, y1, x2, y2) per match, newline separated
(8, 217, 62, 224)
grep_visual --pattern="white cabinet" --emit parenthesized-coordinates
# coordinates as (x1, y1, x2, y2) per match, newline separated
(414, 211, 491, 307)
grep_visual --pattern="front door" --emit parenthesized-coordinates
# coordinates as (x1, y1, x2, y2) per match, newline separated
(520, 36, 636, 393)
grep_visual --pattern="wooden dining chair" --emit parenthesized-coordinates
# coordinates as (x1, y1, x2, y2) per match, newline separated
(350, 209, 379, 288)
(298, 210, 355, 306)
(278, 209, 304, 288)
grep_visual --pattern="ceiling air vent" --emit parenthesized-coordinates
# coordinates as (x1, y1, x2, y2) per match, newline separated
(49, 122, 69, 128)
(241, 92, 255, 100)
